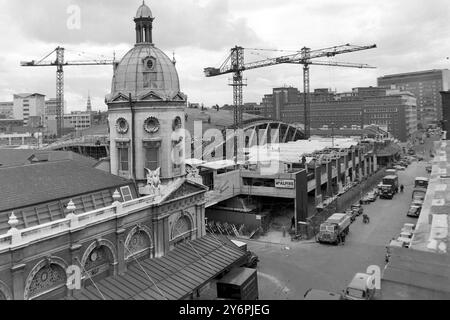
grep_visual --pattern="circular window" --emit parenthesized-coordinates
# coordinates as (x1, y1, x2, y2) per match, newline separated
(172, 116, 182, 131)
(146, 59, 154, 69)
(40, 272, 48, 282)
(144, 117, 160, 133)
(90, 251, 98, 262)
(116, 118, 129, 134)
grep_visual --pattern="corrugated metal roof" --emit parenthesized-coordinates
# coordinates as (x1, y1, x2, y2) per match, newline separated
(68, 235, 246, 300)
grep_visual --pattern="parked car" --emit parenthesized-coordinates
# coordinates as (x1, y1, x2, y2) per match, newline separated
(397, 236, 411, 248)
(361, 195, 372, 204)
(407, 205, 421, 218)
(402, 223, 416, 234)
(394, 165, 406, 171)
(366, 192, 377, 202)
(345, 209, 357, 222)
(399, 161, 409, 167)
(371, 188, 380, 197)
(351, 203, 364, 216)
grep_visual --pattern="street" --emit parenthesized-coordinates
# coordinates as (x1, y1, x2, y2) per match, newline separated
(250, 136, 437, 299)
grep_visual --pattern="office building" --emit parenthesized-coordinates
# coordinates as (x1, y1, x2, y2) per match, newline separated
(378, 69, 450, 127)
(260, 86, 417, 141)
(440, 90, 450, 133)
(0, 102, 13, 119)
(13, 93, 45, 126)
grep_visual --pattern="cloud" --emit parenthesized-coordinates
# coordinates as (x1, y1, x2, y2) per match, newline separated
(1, 0, 450, 110)
(4, 0, 265, 51)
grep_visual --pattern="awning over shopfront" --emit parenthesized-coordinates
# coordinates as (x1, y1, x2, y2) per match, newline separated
(68, 235, 246, 300)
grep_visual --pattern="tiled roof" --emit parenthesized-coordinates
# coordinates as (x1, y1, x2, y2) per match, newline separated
(68, 234, 246, 300)
(0, 149, 97, 167)
(0, 159, 132, 214)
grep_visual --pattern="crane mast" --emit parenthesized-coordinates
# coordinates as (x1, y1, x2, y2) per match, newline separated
(205, 43, 377, 139)
(21, 47, 115, 138)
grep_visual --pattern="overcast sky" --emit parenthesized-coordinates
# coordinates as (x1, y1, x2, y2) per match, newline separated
(0, 0, 449, 112)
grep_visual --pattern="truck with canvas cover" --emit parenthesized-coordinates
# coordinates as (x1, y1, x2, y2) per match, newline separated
(382, 175, 399, 193)
(317, 213, 351, 245)
(216, 267, 258, 300)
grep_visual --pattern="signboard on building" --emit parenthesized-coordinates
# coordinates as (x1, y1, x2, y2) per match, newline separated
(275, 179, 295, 189)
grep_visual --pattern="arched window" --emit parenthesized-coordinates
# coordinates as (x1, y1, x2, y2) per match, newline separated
(0, 281, 12, 301)
(24, 258, 68, 300)
(125, 226, 154, 261)
(171, 214, 193, 247)
(81, 240, 117, 282)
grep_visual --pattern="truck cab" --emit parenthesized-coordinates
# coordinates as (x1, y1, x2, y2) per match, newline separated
(344, 273, 377, 300)
(380, 184, 394, 199)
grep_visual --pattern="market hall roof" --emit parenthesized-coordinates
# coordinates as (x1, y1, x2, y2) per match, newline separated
(67, 235, 246, 300)
(0, 149, 97, 168)
(0, 160, 134, 234)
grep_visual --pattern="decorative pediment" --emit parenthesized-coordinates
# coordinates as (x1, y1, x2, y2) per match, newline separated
(172, 92, 187, 102)
(110, 93, 130, 102)
(160, 179, 207, 204)
(140, 91, 163, 101)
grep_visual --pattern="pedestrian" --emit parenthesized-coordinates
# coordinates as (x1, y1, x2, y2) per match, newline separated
(291, 216, 295, 230)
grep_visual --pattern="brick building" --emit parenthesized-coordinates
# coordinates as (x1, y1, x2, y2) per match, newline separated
(378, 69, 450, 127)
(260, 86, 417, 141)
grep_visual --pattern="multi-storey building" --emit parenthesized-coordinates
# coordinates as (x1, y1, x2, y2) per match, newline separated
(64, 111, 92, 131)
(377, 69, 450, 127)
(260, 86, 417, 141)
(0, 102, 13, 119)
(13, 93, 45, 126)
(45, 98, 67, 116)
(440, 90, 450, 133)
(362, 89, 417, 142)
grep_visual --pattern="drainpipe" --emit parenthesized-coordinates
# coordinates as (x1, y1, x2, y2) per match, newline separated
(128, 93, 136, 182)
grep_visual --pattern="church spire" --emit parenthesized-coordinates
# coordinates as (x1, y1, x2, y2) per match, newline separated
(86, 92, 92, 112)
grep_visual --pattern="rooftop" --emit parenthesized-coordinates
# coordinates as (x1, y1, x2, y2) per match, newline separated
(246, 137, 360, 163)
(0, 159, 132, 214)
(0, 149, 97, 167)
(410, 140, 450, 255)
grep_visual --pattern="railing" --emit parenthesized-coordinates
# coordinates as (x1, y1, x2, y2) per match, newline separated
(0, 192, 161, 251)
(42, 135, 109, 149)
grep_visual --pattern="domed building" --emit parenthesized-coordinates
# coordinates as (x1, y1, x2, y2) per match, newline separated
(107, 1, 187, 188)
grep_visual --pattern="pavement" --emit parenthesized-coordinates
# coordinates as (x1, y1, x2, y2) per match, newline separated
(246, 136, 438, 299)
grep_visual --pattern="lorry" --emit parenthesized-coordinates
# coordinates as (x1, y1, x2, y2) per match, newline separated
(343, 273, 377, 300)
(231, 240, 259, 269)
(380, 184, 395, 199)
(414, 177, 429, 189)
(317, 213, 351, 245)
(216, 267, 259, 300)
(382, 175, 399, 193)
(412, 187, 427, 207)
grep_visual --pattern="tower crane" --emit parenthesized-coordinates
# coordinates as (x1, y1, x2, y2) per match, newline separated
(21, 46, 115, 137)
(204, 43, 377, 138)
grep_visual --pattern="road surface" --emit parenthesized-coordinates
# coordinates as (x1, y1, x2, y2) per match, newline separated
(250, 147, 434, 299)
